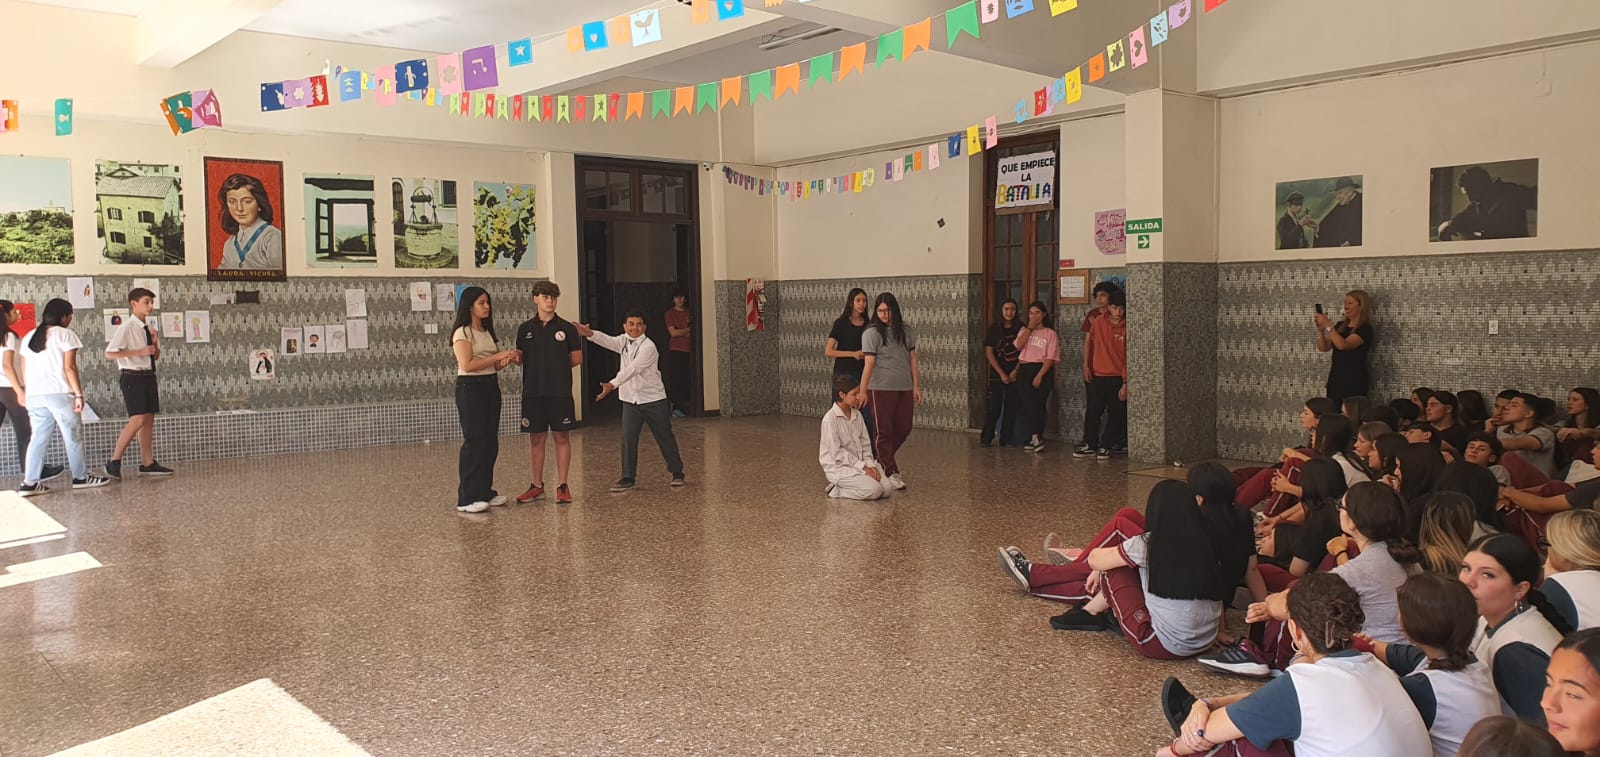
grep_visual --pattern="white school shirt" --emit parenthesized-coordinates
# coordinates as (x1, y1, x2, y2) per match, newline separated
(585, 330, 667, 405)
(1544, 570, 1600, 632)
(1473, 608, 1563, 718)
(0, 331, 17, 388)
(20, 326, 83, 397)
(819, 403, 878, 483)
(105, 314, 156, 371)
(1226, 650, 1432, 757)
(1384, 644, 1503, 757)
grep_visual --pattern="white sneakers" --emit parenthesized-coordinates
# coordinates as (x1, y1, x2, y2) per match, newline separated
(889, 474, 907, 491)
(487, 495, 509, 507)
(457, 501, 490, 513)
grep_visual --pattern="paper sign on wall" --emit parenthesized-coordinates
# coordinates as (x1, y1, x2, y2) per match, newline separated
(409, 282, 433, 311)
(161, 312, 184, 338)
(345, 288, 367, 318)
(435, 283, 456, 312)
(184, 311, 211, 344)
(66, 277, 95, 310)
(995, 151, 1056, 209)
(131, 278, 161, 309)
(346, 319, 369, 350)
(1095, 209, 1127, 255)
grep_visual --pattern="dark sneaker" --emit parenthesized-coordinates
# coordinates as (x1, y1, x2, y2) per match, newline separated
(139, 462, 175, 476)
(39, 464, 65, 482)
(610, 478, 636, 492)
(104, 459, 122, 480)
(670, 474, 686, 487)
(1109, 445, 1128, 457)
(1161, 677, 1199, 735)
(517, 483, 546, 504)
(18, 482, 49, 497)
(995, 546, 1031, 591)
(1071, 444, 1095, 459)
(556, 484, 573, 504)
(1197, 639, 1272, 678)
(1049, 607, 1112, 631)
(1095, 448, 1111, 461)
(1027, 440, 1046, 454)
(73, 475, 111, 490)
(979, 439, 993, 448)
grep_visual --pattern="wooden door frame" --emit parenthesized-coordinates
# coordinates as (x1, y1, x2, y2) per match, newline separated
(981, 131, 1062, 330)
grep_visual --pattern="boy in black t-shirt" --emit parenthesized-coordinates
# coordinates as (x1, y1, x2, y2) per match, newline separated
(514, 281, 583, 504)
(980, 298, 1023, 447)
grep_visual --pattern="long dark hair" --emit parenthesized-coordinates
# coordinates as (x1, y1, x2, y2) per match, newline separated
(450, 286, 496, 344)
(997, 297, 1019, 326)
(1146, 480, 1227, 602)
(1457, 716, 1566, 757)
(1313, 413, 1356, 459)
(1342, 482, 1421, 565)
(1469, 533, 1575, 636)
(1397, 572, 1479, 671)
(1024, 300, 1053, 330)
(836, 287, 868, 327)
(27, 299, 72, 353)
(1375, 432, 1408, 476)
(1187, 462, 1253, 594)
(0, 300, 18, 341)
(1571, 387, 1600, 429)
(1417, 492, 1475, 576)
(1396, 444, 1446, 505)
(1457, 390, 1491, 427)
(870, 292, 908, 346)
(1299, 458, 1347, 516)
(218, 173, 275, 234)
(1435, 460, 1507, 532)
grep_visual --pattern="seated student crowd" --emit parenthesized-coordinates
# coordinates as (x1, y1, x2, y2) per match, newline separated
(983, 383, 1600, 755)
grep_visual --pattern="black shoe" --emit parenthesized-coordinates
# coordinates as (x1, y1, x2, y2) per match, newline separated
(670, 474, 686, 487)
(39, 464, 65, 482)
(139, 462, 175, 476)
(1109, 445, 1128, 457)
(1049, 607, 1111, 631)
(979, 439, 993, 448)
(609, 478, 636, 492)
(1161, 677, 1198, 736)
(996, 546, 1031, 591)
(104, 459, 122, 480)
(17, 482, 49, 497)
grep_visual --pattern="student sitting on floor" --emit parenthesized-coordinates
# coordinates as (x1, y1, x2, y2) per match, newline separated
(1463, 431, 1514, 487)
(1539, 629, 1600, 755)
(1419, 493, 1478, 576)
(1235, 397, 1339, 512)
(1463, 533, 1573, 722)
(1355, 572, 1504, 757)
(1456, 716, 1568, 757)
(1205, 482, 1419, 677)
(1259, 415, 1371, 536)
(1499, 392, 1560, 478)
(1541, 510, 1600, 632)
(1394, 443, 1449, 541)
(818, 374, 891, 501)
(1255, 458, 1348, 589)
(1158, 573, 1431, 757)
(1436, 460, 1508, 542)
(997, 471, 1256, 660)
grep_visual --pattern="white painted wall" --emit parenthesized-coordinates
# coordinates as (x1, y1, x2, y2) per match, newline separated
(1059, 114, 1128, 268)
(1218, 42, 1599, 262)
(1197, 0, 1600, 94)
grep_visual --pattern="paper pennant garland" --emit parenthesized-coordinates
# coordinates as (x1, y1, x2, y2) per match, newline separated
(508, 38, 533, 66)
(839, 43, 867, 79)
(1005, 0, 1035, 18)
(396, 59, 429, 93)
(631, 10, 663, 46)
(1129, 27, 1149, 68)
(582, 20, 609, 51)
(1150, 11, 1170, 44)
(1064, 67, 1082, 103)
(593, 93, 608, 122)
(1107, 39, 1126, 72)
(695, 82, 718, 113)
(54, 98, 72, 136)
(984, 115, 998, 147)
(691, 0, 712, 24)
(876, 29, 904, 66)
(720, 76, 743, 107)
(338, 71, 362, 102)
(982, 0, 1001, 22)
(946, 1, 981, 46)
(1169, 0, 1192, 28)
(259, 82, 287, 112)
(192, 89, 222, 127)
(808, 52, 835, 86)
(775, 64, 801, 98)
(1205, 0, 1229, 10)
(0, 100, 16, 133)
(674, 86, 693, 115)
(717, 0, 745, 20)
(749, 69, 774, 101)
(1088, 52, 1106, 82)
(462, 46, 498, 91)
(1049, 0, 1077, 15)
(903, 18, 932, 58)
(651, 89, 671, 118)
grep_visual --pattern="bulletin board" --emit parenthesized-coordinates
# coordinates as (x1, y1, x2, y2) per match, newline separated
(1057, 269, 1090, 305)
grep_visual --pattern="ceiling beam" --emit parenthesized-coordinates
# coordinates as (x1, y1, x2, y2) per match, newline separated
(135, 0, 285, 68)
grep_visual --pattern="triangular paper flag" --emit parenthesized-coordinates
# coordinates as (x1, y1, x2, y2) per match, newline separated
(808, 52, 835, 86)
(1065, 67, 1082, 103)
(626, 91, 645, 119)
(717, 0, 745, 20)
(1048, 0, 1076, 15)
(1150, 11, 1170, 45)
(1129, 27, 1149, 68)
(903, 18, 932, 58)
(651, 89, 671, 118)
(1005, 0, 1034, 18)
(946, 1, 981, 46)
(774, 64, 801, 99)
(631, 10, 663, 46)
(838, 43, 867, 79)
(720, 76, 743, 107)
(984, 116, 998, 148)
(695, 82, 719, 112)
(1088, 52, 1106, 82)
(876, 29, 904, 66)
(593, 94, 608, 122)
(749, 69, 774, 101)
(1107, 39, 1126, 72)
(674, 86, 694, 115)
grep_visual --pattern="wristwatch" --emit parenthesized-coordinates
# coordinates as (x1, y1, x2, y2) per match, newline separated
(1323, 326, 1334, 335)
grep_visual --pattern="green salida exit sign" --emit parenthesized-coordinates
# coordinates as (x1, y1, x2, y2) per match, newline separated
(1125, 217, 1163, 234)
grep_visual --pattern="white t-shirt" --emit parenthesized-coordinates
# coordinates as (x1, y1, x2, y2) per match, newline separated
(21, 326, 84, 397)
(0, 331, 18, 389)
(452, 326, 498, 376)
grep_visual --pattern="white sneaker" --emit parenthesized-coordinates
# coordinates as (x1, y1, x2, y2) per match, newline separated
(487, 495, 509, 507)
(457, 501, 490, 513)
(889, 474, 907, 491)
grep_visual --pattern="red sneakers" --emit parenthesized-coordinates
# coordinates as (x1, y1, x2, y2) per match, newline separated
(555, 484, 573, 504)
(517, 483, 545, 504)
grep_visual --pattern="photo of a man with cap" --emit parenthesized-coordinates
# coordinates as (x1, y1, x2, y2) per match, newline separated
(1308, 176, 1363, 247)
(1432, 160, 1538, 241)
(1276, 191, 1311, 249)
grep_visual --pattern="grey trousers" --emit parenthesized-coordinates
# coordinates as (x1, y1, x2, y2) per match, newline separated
(621, 398, 685, 480)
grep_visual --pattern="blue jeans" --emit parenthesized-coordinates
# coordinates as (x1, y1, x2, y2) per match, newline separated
(26, 393, 85, 483)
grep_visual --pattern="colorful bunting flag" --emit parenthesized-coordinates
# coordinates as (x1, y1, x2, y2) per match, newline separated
(1150, 11, 1170, 45)
(674, 86, 693, 115)
(1048, 0, 1077, 15)
(1205, 0, 1228, 11)
(876, 29, 904, 66)
(1129, 27, 1149, 68)
(462, 45, 498, 91)
(720, 76, 743, 107)
(593, 94, 608, 122)
(567, 27, 583, 52)
(283, 78, 312, 108)
(497, 94, 510, 120)
(1065, 67, 1082, 103)
(1107, 39, 1126, 72)
(609, 15, 629, 44)
(191, 89, 221, 127)
(574, 95, 587, 122)
(1006, 0, 1035, 18)
(50, 98, 72, 136)
(926, 144, 940, 170)
(985, 116, 998, 147)
(775, 64, 801, 99)
(260, 82, 287, 112)
(903, 18, 932, 59)
(651, 90, 671, 118)
(0, 100, 17, 133)
(541, 96, 555, 121)
(749, 69, 774, 101)
(1033, 87, 1049, 116)
(582, 20, 609, 51)
(396, 59, 429, 93)
(808, 52, 835, 86)
(695, 82, 719, 112)
(631, 10, 663, 46)
(966, 125, 982, 155)
(946, 1, 981, 46)
(627, 91, 645, 119)
(691, 0, 712, 24)
(438, 53, 463, 95)
(473, 92, 487, 118)
(308, 75, 330, 107)
(1088, 52, 1106, 82)
(375, 69, 397, 107)
(717, 0, 745, 20)
(981, 0, 1000, 23)
(512, 95, 524, 121)
(947, 134, 963, 159)
(509, 38, 533, 66)
(557, 95, 571, 122)
(1169, 0, 1192, 29)
(839, 43, 867, 79)
(163, 91, 194, 133)
(338, 71, 362, 102)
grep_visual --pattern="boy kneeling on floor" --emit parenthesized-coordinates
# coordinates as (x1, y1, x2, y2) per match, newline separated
(820, 374, 891, 501)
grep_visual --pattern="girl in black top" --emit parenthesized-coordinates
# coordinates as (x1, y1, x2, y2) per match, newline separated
(825, 288, 874, 446)
(980, 298, 1022, 447)
(1315, 289, 1375, 406)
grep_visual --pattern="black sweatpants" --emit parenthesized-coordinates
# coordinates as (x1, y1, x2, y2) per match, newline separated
(1082, 375, 1127, 449)
(455, 375, 502, 508)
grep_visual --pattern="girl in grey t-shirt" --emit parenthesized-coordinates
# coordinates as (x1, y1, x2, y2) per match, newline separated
(858, 293, 920, 491)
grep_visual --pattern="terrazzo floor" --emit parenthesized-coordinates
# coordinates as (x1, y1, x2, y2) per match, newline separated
(3, 415, 1252, 756)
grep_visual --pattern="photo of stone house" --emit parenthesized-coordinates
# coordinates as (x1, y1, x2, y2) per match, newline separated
(96, 160, 184, 265)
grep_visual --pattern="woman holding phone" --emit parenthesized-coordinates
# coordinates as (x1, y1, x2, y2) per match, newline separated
(1315, 289, 1375, 406)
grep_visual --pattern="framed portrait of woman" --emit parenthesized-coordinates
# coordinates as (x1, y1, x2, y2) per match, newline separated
(205, 156, 286, 281)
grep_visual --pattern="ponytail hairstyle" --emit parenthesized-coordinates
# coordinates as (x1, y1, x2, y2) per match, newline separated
(1285, 572, 1365, 656)
(1546, 510, 1600, 573)
(1374, 432, 1408, 476)
(1341, 481, 1421, 565)
(27, 298, 72, 353)
(1396, 572, 1479, 671)
(0, 300, 19, 342)
(449, 286, 496, 344)
(1416, 493, 1475, 576)
(1468, 533, 1576, 636)
(1435, 460, 1507, 532)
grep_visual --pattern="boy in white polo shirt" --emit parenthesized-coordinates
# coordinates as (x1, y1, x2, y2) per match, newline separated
(103, 287, 174, 479)
(575, 309, 685, 492)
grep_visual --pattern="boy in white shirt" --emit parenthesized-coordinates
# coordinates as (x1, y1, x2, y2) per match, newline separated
(820, 374, 891, 501)
(575, 310, 685, 492)
(103, 287, 174, 479)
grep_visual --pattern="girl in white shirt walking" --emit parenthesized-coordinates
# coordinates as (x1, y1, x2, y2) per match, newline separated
(0, 300, 63, 483)
(17, 299, 108, 494)
(576, 309, 685, 492)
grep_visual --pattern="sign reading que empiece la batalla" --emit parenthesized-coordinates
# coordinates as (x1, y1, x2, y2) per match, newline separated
(995, 151, 1056, 209)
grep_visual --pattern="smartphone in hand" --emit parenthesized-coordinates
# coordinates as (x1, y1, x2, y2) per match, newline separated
(1315, 304, 1324, 315)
